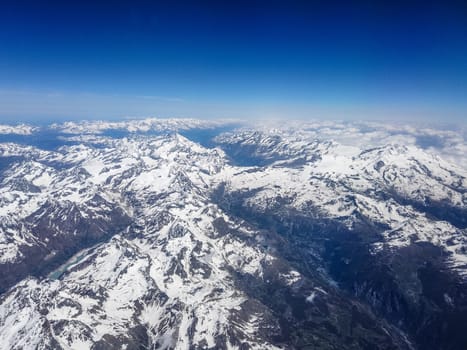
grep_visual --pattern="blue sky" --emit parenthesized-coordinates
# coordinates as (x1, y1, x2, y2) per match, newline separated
(1, 0, 466, 122)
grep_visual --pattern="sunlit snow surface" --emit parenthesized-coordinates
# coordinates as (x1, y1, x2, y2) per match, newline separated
(0, 124, 37, 135)
(0, 118, 465, 349)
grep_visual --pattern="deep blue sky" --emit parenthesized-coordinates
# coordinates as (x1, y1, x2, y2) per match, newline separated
(1, 0, 466, 122)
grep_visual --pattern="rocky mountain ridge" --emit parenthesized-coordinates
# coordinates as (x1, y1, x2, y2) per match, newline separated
(0, 120, 465, 349)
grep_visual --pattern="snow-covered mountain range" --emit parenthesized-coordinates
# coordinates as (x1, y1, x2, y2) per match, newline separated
(0, 124, 37, 135)
(0, 118, 465, 349)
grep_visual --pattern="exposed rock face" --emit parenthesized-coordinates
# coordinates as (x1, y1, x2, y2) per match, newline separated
(0, 120, 465, 349)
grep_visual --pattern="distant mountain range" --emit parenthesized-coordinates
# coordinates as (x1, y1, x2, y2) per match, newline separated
(0, 118, 465, 349)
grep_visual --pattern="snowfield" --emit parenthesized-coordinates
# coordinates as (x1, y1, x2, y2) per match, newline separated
(0, 118, 465, 349)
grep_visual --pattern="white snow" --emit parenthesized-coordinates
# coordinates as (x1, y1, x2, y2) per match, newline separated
(0, 120, 465, 348)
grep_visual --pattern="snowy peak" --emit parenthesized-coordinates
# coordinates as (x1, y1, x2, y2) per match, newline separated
(0, 120, 466, 350)
(50, 118, 239, 135)
(0, 124, 38, 135)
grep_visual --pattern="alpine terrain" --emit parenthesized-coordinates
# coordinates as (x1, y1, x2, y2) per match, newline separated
(0, 118, 465, 350)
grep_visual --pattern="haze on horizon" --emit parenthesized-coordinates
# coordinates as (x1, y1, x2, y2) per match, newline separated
(1, 0, 466, 123)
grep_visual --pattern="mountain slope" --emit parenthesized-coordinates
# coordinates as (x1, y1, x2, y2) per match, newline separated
(0, 121, 465, 349)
